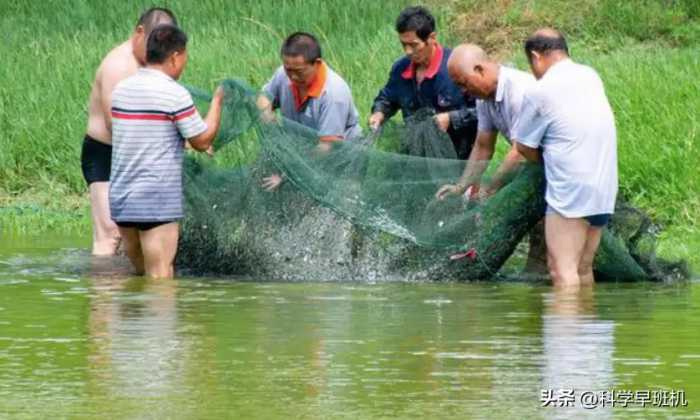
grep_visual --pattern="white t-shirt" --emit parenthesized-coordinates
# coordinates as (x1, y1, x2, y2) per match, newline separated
(514, 59, 618, 217)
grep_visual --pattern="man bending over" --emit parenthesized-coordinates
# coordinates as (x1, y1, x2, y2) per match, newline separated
(435, 44, 546, 273)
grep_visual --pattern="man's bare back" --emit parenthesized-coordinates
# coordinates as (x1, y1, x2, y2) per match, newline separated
(82, 40, 140, 256)
(85, 41, 140, 144)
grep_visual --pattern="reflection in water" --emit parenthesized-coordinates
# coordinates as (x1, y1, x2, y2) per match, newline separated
(87, 273, 185, 415)
(542, 287, 615, 418)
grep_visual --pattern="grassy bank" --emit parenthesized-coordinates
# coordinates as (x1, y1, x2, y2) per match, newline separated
(0, 0, 697, 269)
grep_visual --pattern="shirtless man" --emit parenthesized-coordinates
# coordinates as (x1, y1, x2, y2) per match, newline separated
(81, 7, 178, 255)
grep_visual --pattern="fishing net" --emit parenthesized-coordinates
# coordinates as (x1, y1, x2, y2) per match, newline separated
(177, 80, 689, 282)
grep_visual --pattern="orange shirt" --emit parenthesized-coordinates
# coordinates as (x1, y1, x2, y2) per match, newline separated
(290, 60, 328, 111)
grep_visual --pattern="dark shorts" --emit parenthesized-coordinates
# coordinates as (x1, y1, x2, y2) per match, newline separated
(80, 134, 112, 185)
(115, 221, 173, 231)
(547, 206, 612, 227)
(584, 213, 612, 227)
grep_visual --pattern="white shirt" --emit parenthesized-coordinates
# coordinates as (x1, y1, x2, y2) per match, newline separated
(476, 66, 535, 143)
(514, 59, 618, 217)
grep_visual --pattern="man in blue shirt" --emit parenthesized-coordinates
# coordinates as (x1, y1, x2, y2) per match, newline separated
(369, 6, 477, 159)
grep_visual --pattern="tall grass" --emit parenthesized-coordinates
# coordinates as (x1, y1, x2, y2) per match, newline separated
(0, 0, 433, 197)
(448, 0, 700, 56)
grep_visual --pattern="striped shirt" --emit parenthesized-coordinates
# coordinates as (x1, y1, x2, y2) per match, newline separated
(109, 68, 207, 222)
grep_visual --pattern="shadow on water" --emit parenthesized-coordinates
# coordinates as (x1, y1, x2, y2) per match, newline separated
(0, 237, 698, 418)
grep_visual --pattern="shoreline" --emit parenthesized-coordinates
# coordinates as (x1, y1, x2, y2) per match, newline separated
(2, 196, 697, 274)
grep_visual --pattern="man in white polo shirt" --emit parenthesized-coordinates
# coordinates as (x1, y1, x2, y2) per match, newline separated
(514, 29, 618, 288)
(435, 44, 547, 273)
(436, 43, 535, 197)
(256, 32, 362, 191)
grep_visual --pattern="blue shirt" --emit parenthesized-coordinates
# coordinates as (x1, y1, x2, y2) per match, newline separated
(371, 44, 477, 156)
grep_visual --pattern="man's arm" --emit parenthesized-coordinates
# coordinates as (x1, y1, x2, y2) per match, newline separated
(436, 130, 497, 199)
(188, 87, 224, 151)
(447, 107, 478, 131)
(369, 70, 401, 130)
(511, 90, 547, 163)
(515, 142, 541, 162)
(486, 142, 527, 193)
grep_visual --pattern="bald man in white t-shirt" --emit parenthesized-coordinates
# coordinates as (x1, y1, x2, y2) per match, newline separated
(514, 29, 618, 289)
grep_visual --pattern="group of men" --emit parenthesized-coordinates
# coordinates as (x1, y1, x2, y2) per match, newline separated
(81, 6, 617, 289)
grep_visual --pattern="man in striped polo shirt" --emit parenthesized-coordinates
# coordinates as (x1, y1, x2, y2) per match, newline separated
(110, 25, 224, 278)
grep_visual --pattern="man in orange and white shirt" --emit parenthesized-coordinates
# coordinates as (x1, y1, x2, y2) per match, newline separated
(257, 32, 361, 191)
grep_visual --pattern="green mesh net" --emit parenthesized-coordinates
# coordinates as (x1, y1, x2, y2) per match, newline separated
(177, 80, 690, 282)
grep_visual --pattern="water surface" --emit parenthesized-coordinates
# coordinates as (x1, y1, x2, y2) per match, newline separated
(0, 236, 698, 419)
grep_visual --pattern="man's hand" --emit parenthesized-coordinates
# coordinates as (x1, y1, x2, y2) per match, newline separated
(262, 174, 283, 192)
(213, 86, 225, 103)
(204, 144, 214, 157)
(436, 183, 483, 201)
(434, 112, 450, 133)
(316, 141, 333, 153)
(436, 183, 467, 200)
(256, 94, 277, 124)
(368, 111, 385, 131)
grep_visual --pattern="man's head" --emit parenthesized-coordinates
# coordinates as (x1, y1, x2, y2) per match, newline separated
(523, 28, 569, 79)
(280, 32, 322, 88)
(132, 7, 178, 65)
(447, 44, 499, 99)
(146, 24, 188, 80)
(395, 6, 437, 67)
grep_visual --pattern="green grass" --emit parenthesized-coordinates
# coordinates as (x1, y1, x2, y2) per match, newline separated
(0, 0, 450, 196)
(0, 0, 698, 270)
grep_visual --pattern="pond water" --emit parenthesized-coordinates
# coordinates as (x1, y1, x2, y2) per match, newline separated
(0, 236, 698, 419)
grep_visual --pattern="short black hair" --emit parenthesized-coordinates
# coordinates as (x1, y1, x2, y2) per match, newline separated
(280, 32, 322, 63)
(523, 30, 569, 63)
(395, 6, 436, 41)
(146, 24, 188, 64)
(136, 7, 178, 33)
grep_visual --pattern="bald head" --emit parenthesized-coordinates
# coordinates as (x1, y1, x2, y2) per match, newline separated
(533, 27, 562, 39)
(446, 43, 499, 99)
(447, 43, 491, 77)
(136, 7, 178, 34)
(523, 27, 569, 79)
(524, 28, 569, 62)
(131, 8, 178, 66)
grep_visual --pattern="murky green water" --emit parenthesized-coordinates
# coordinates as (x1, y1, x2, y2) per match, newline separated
(0, 236, 699, 419)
